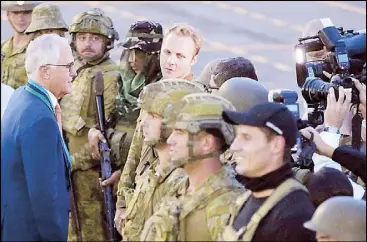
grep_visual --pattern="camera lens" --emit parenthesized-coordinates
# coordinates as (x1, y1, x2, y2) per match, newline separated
(301, 77, 333, 104)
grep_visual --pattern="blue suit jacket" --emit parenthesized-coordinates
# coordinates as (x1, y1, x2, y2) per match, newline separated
(1, 87, 71, 241)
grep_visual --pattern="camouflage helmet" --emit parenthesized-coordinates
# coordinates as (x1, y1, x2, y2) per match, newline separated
(164, 93, 236, 166)
(138, 79, 205, 116)
(217, 77, 268, 112)
(138, 79, 205, 146)
(1, 1, 40, 12)
(304, 196, 366, 241)
(69, 8, 119, 50)
(164, 93, 236, 145)
(121, 21, 163, 54)
(25, 2, 68, 34)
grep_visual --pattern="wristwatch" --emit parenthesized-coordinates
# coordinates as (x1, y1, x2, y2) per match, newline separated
(323, 126, 341, 134)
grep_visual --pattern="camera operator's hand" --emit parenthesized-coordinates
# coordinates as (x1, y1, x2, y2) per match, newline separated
(322, 71, 342, 83)
(324, 86, 352, 129)
(300, 127, 335, 158)
(352, 78, 366, 119)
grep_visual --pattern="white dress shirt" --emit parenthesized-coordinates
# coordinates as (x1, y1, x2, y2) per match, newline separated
(1, 83, 15, 120)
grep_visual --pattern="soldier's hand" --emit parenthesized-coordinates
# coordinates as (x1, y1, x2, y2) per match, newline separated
(114, 207, 127, 235)
(88, 127, 106, 160)
(101, 170, 122, 186)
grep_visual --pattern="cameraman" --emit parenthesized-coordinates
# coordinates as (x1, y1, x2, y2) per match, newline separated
(300, 18, 331, 120)
(300, 78, 366, 187)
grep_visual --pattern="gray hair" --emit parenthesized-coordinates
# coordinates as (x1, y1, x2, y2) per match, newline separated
(25, 33, 69, 80)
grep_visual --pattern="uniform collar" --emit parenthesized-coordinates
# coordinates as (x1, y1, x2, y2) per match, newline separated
(3, 36, 31, 57)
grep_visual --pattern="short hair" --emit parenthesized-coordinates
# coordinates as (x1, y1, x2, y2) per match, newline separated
(204, 128, 227, 153)
(212, 57, 258, 87)
(25, 33, 69, 80)
(164, 23, 203, 56)
(306, 167, 354, 208)
(259, 127, 292, 162)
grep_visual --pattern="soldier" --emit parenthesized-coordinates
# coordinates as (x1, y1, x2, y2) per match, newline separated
(1, 53, 14, 120)
(1, 1, 40, 89)
(107, 23, 203, 228)
(24, 2, 68, 38)
(59, 8, 120, 241)
(221, 102, 315, 241)
(114, 20, 163, 123)
(304, 196, 366, 241)
(140, 93, 244, 241)
(121, 79, 205, 240)
(88, 21, 164, 189)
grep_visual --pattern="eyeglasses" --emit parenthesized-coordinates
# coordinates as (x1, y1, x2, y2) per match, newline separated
(44, 62, 74, 72)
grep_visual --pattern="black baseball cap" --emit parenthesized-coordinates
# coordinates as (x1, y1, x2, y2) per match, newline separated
(222, 102, 299, 147)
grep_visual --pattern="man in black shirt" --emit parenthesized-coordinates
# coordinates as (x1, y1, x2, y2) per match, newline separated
(220, 102, 316, 241)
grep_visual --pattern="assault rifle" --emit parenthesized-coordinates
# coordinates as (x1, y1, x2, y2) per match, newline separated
(94, 71, 116, 242)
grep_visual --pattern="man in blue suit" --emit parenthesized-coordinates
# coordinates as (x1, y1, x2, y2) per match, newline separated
(1, 33, 76, 241)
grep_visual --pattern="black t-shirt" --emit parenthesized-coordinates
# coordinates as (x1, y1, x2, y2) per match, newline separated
(233, 190, 316, 241)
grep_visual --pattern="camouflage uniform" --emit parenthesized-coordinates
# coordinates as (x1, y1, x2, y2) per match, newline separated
(122, 80, 205, 241)
(141, 166, 243, 241)
(116, 72, 196, 209)
(105, 21, 163, 179)
(24, 2, 68, 36)
(140, 93, 245, 241)
(1, 1, 40, 89)
(59, 8, 119, 241)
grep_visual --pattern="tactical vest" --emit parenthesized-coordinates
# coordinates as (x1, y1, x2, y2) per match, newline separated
(123, 146, 157, 206)
(61, 60, 119, 136)
(1, 37, 29, 89)
(141, 166, 243, 241)
(221, 178, 308, 241)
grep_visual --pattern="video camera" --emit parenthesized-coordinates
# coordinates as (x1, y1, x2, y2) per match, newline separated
(294, 18, 366, 126)
(295, 18, 366, 87)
